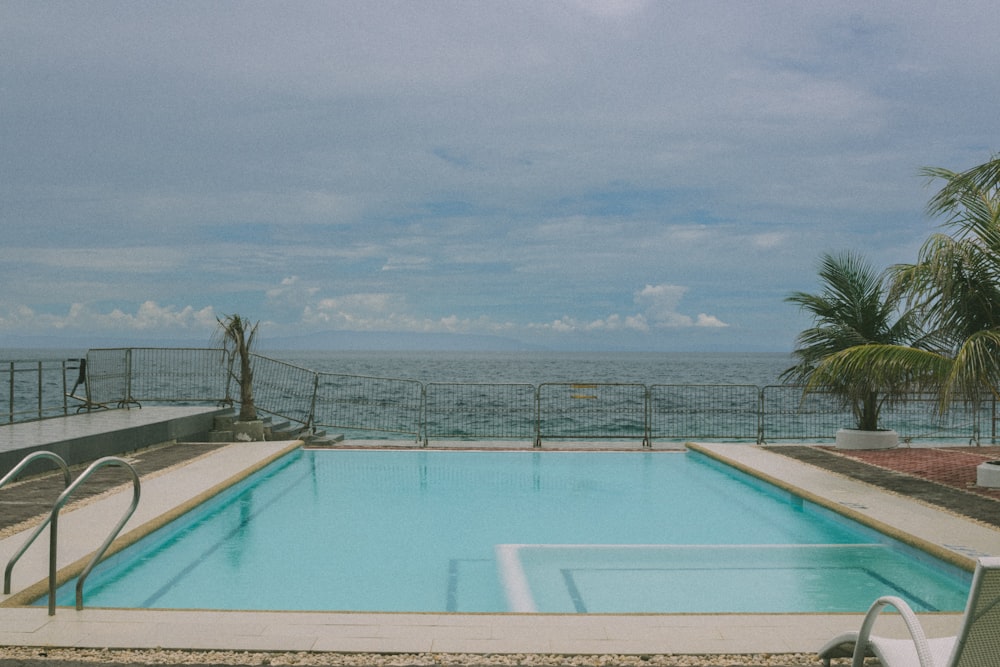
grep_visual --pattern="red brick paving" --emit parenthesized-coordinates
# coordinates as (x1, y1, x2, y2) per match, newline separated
(831, 446, 1000, 501)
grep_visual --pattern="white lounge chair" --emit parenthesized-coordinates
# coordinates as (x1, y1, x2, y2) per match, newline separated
(818, 556, 1000, 667)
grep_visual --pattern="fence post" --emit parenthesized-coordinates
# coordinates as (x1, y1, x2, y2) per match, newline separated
(307, 372, 319, 433)
(62, 360, 69, 416)
(534, 386, 542, 448)
(35, 362, 45, 419)
(643, 385, 651, 448)
(419, 384, 427, 446)
(124, 348, 133, 406)
(756, 387, 766, 445)
(990, 396, 997, 445)
(6, 362, 12, 424)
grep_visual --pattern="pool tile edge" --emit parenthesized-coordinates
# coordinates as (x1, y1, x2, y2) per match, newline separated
(686, 442, 999, 571)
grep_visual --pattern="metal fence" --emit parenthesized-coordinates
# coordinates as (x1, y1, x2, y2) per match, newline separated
(85, 348, 229, 407)
(249, 355, 317, 426)
(759, 385, 987, 444)
(314, 372, 424, 438)
(537, 383, 649, 445)
(424, 383, 536, 440)
(651, 384, 760, 442)
(1, 358, 83, 423)
(3, 348, 997, 445)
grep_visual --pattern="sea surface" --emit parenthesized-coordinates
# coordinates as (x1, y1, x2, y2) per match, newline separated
(1, 348, 794, 387)
(269, 350, 794, 387)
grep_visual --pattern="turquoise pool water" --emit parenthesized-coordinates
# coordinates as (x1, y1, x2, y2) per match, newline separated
(51, 449, 970, 613)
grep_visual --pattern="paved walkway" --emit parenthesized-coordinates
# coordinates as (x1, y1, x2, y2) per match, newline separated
(0, 440, 232, 537)
(770, 445, 1000, 528)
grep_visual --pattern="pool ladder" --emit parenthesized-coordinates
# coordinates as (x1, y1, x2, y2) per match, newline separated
(1, 451, 140, 614)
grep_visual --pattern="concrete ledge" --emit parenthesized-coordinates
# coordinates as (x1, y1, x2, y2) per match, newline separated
(0, 407, 231, 477)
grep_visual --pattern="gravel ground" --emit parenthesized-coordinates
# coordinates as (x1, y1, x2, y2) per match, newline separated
(0, 648, 849, 667)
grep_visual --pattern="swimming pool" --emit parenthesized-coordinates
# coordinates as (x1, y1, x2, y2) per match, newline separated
(49, 449, 970, 613)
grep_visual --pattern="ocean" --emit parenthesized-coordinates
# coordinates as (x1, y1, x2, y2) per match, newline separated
(270, 350, 793, 387)
(2, 348, 792, 387)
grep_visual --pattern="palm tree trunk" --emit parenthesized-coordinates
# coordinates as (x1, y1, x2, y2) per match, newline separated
(859, 391, 879, 431)
(238, 339, 257, 421)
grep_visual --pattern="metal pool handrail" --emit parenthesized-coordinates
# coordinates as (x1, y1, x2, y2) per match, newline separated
(1, 451, 72, 594)
(46, 456, 140, 614)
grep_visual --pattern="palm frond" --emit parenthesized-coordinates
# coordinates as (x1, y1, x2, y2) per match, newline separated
(922, 156, 1000, 219)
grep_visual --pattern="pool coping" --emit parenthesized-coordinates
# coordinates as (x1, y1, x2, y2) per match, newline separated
(1, 441, 996, 655)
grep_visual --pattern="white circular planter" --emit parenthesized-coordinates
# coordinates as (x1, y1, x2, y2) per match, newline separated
(976, 461, 1000, 488)
(835, 428, 899, 450)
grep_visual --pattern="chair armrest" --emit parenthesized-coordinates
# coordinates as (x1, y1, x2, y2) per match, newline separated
(852, 595, 935, 667)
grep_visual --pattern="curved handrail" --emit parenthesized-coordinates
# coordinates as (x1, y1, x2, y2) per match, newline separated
(0, 450, 71, 489)
(1, 451, 71, 594)
(46, 456, 140, 614)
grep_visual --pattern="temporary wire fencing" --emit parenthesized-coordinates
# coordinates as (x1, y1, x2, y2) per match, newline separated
(3, 347, 997, 445)
(1, 358, 83, 423)
(651, 384, 760, 442)
(249, 355, 316, 426)
(424, 383, 536, 441)
(85, 348, 229, 407)
(537, 383, 649, 446)
(313, 372, 423, 438)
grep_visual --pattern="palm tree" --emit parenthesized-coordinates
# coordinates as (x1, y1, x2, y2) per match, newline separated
(782, 252, 922, 431)
(215, 314, 260, 422)
(890, 155, 1000, 408)
(802, 154, 1000, 423)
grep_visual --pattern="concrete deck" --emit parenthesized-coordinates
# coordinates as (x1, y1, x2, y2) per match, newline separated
(0, 406, 229, 476)
(2, 436, 997, 656)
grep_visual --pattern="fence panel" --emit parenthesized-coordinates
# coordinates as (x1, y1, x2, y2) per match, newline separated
(759, 385, 852, 442)
(125, 348, 229, 404)
(249, 354, 317, 426)
(85, 348, 131, 406)
(650, 384, 759, 441)
(760, 385, 987, 443)
(536, 383, 648, 444)
(868, 394, 984, 443)
(424, 383, 536, 442)
(0, 359, 75, 423)
(313, 373, 423, 438)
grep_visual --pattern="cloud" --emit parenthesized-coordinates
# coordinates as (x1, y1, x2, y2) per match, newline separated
(1, 2, 996, 351)
(695, 313, 729, 328)
(0, 274, 787, 352)
(633, 284, 728, 329)
(0, 301, 217, 334)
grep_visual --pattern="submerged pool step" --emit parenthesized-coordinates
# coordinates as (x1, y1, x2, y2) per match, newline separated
(495, 543, 969, 614)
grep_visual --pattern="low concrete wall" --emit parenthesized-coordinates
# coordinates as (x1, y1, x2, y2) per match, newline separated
(0, 408, 231, 477)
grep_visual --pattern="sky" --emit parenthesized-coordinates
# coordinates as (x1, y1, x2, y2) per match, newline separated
(1, 1, 997, 352)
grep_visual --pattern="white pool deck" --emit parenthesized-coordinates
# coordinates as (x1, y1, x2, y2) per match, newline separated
(1, 420, 998, 655)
